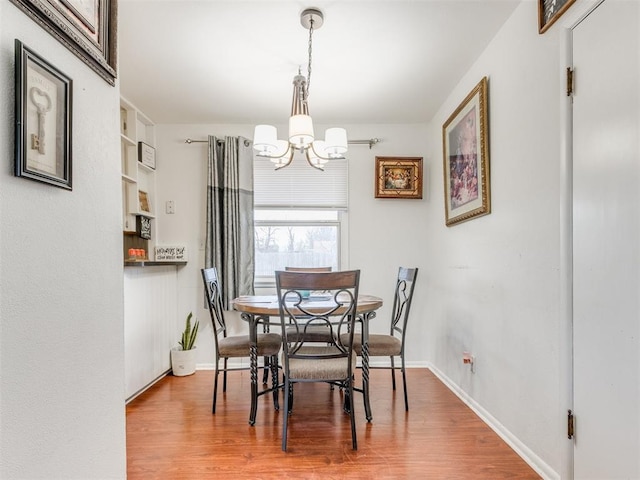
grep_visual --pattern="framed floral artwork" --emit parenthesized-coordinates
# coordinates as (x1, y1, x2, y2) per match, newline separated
(442, 77, 491, 226)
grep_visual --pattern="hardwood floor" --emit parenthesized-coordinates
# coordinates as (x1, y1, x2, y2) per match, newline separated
(126, 368, 541, 479)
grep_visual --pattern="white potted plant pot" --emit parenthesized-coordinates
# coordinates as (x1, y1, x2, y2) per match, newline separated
(171, 312, 199, 376)
(171, 347, 197, 376)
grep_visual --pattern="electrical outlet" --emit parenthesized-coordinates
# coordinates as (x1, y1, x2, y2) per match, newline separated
(463, 352, 475, 373)
(166, 200, 175, 214)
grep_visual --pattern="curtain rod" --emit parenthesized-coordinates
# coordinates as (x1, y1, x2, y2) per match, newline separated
(184, 138, 252, 147)
(185, 138, 381, 149)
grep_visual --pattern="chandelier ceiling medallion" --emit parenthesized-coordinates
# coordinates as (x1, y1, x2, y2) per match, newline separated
(253, 7, 348, 171)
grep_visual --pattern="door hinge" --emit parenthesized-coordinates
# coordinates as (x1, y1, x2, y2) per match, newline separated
(568, 409, 575, 439)
(566, 68, 574, 96)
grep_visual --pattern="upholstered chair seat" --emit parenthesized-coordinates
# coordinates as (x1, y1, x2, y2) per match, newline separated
(218, 333, 281, 357)
(341, 333, 402, 357)
(283, 345, 357, 381)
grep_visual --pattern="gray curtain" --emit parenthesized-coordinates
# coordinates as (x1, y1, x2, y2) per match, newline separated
(205, 135, 254, 308)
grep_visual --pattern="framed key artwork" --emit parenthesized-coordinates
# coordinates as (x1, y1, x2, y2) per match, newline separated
(15, 39, 73, 190)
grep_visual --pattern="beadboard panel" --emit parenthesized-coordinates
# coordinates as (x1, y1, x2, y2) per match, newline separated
(124, 266, 180, 399)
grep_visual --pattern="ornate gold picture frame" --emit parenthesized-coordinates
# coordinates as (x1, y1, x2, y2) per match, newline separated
(375, 157, 423, 199)
(442, 77, 490, 226)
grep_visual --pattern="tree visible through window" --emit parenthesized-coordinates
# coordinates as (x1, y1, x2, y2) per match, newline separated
(254, 210, 340, 280)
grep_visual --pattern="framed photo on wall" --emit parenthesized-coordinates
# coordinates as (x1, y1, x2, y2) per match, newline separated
(442, 77, 490, 226)
(136, 215, 152, 240)
(138, 142, 156, 170)
(8, 0, 117, 85)
(539, 0, 576, 33)
(375, 156, 423, 199)
(138, 190, 151, 214)
(15, 40, 73, 190)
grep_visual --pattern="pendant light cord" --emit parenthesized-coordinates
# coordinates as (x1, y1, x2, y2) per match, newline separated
(305, 17, 314, 103)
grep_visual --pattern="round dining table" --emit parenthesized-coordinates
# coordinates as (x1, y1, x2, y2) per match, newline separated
(232, 294, 383, 425)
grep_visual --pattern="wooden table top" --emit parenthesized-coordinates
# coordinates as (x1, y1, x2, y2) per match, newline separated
(232, 294, 383, 316)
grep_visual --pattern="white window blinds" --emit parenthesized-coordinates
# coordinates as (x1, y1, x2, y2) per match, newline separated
(253, 155, 348, 208)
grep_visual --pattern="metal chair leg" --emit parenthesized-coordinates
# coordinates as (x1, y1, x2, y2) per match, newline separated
(223, 358, 228, 392)
(263, 357, 270, 384)
(390, 355, 397, 390)
(288, 382, 294, 413)
(348, 379, 358, 450)
(271, 355, 280, 411)
(401, 355, 409, 411)
(282, 378, 291, 451)
(212, 365, 220, 414)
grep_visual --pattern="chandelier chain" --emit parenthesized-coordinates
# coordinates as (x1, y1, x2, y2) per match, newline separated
(306, 17, 314, 101)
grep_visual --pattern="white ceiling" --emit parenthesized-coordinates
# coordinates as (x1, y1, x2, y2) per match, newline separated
(118, 0, 520, 126)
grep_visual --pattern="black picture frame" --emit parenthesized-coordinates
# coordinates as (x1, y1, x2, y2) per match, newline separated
(8, 0, 117, 85)
(15, 39, 73, 190)
(136, 215, 152, 240)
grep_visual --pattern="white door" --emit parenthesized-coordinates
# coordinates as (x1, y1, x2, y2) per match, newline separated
(572, 0, 640, 478)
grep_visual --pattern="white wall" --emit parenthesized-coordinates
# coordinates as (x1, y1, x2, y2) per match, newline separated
(425, 2, 565, 478)
(0, 3, 125, 479)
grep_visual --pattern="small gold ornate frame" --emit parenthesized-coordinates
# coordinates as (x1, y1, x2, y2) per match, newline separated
(375, 157, 423, 199)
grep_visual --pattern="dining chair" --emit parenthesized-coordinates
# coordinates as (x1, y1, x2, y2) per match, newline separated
(342, 267, 418, 411)
(275, 269, 361, 451)
(201, 267, 282, 416)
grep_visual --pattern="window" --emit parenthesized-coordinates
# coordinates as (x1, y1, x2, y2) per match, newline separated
(253, 156, 348, 285)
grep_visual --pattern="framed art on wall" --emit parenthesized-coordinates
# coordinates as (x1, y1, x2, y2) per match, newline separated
(442, 77, 490, 226)
(138, 190, 151, 214)
(15, 40, 73, 190)
(136, 215, 152, 240)
(138, 142, 156, 170)
(539, 0, 576, 33)
(375, 156, 423, 199)
(8, 0, 117, 85)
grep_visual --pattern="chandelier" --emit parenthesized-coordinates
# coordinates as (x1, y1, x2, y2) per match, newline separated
(253, 8, 348, 171)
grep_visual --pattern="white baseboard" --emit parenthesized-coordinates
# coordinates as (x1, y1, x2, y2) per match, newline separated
(428, 364, 559, 480)
(125, 369, 170, 404)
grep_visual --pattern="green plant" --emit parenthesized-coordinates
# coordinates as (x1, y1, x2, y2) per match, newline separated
(179, 312, 199, 351)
